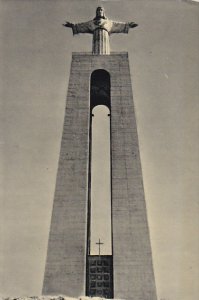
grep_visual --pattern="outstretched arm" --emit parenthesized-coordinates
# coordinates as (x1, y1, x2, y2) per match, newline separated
(62, 20, 93, 35)
(110, 21, 138, 34)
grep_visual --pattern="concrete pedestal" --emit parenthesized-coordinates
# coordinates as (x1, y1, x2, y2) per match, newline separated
(43, 53, 157, 300)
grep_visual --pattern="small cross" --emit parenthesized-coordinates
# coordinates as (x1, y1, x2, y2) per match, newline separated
(96, 238, 104, 256)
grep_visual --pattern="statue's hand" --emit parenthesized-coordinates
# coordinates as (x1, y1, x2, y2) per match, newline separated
(62, 21, 73, 28)
(128, 22, 138, 28)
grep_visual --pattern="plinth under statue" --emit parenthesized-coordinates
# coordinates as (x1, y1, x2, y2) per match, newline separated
(43, 7, 157, 300)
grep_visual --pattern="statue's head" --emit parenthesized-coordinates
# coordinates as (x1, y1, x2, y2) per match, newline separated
(95, 7, 106, 19)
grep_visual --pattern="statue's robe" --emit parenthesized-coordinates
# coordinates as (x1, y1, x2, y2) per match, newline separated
(72, 19, 129, 54)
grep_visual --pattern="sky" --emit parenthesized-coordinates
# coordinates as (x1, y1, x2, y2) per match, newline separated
(0, 0, 199, 299)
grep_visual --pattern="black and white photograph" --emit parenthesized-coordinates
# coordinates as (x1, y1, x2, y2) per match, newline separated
(1, 1, 199, 300)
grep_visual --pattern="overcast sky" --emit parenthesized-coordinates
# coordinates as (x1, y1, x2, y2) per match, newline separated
(0, 0, 199, 300)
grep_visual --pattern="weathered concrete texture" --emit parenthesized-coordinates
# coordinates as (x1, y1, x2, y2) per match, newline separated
(109, 54, 157, 300)
(43, 53, 157, 300)
(42, 54, 91, 297)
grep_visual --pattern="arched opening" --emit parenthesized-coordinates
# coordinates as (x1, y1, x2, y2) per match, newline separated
(86, 70, 113, 298)
(87, 69, 112, 256)
(90, 69, 110, 109)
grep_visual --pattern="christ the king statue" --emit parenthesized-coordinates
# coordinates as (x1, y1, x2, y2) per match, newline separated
(63, 6, 138, 55)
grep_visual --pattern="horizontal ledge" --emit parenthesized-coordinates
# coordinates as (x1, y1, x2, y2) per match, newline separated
(72, 51, 128, 56)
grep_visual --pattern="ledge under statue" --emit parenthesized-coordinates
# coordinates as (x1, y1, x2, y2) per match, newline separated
(63, 6, 138, 54)
(43, 6, 157, 300)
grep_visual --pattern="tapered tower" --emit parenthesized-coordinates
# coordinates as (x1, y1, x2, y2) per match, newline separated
(43, 7, 157, 300)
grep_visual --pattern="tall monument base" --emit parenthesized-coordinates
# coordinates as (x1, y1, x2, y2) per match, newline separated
(43, 52, 157, 300)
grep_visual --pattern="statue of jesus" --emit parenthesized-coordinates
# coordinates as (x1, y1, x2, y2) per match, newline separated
(63, 6, 138, 55)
